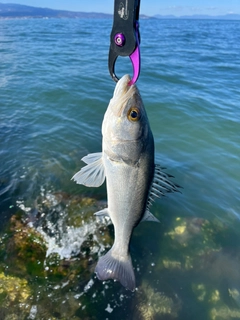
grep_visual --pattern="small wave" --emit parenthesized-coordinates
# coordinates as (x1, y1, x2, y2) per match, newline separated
(16, 190, 111, 260)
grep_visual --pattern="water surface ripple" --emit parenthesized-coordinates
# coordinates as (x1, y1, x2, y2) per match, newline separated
(0, 18, 240, 319)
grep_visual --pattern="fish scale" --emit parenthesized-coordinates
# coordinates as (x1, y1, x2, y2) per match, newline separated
(72, 74, 180, 291)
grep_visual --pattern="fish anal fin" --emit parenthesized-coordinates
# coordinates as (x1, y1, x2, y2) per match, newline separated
(141, 209, 160, 223)
(95, 249, 135, 291)
(71, 156, 105, 187)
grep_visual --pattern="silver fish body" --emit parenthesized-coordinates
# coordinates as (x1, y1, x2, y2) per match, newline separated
(72, 75, 179, 291)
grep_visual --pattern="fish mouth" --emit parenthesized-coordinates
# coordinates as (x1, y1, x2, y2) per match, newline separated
(112, 75, 138, 117)
(113, 74, 132, 98)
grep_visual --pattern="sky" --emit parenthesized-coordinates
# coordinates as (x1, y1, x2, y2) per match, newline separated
(1, 0, 240, 16)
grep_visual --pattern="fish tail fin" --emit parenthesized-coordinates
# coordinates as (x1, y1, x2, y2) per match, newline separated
(95, 249, 136, 291)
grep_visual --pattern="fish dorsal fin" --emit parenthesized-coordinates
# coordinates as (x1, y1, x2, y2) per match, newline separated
(146, 164, 181, 209)
(71, 153, 105, 187)
(141, 209, 160, 223)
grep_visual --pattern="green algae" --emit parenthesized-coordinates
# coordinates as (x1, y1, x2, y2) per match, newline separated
(134, 280, 182, 319)
(157, 216, 227, 273)
(210, 306, 240, 320)
(0, 272, 32, 319)
(0, 210, 47, 277)
(0, 192, 115, 319)
(66, 196, 97, 227)
(144, 215, 240, 320)
(1, 191, 240, 320)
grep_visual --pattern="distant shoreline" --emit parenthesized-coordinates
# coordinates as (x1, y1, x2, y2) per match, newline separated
(1, 16, 240, 21)
(0, 3, 240, 20)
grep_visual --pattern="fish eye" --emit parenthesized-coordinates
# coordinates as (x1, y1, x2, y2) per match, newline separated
(127, 107, 141, 122)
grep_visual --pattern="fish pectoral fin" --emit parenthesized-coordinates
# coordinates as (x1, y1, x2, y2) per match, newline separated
(141, 209, 160, 223)
(71, 156, 105, 187)
(81, 152, 102, 164)
(95, 249, 136, 291)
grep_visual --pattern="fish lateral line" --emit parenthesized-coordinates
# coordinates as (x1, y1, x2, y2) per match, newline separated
(72, 74, 181, 291)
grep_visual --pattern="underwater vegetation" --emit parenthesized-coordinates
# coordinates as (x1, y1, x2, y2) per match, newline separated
(0, 190, 240, 319)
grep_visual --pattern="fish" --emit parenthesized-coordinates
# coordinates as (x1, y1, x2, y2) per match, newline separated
(72, 74, 180, 291)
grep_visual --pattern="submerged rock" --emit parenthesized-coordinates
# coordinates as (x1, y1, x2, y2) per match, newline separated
(210, 306, 240, 320)
(0, 191, 114, 319)
(0, 272, 31, 317)
(157, 216, 227, 272)
(4, 193, 112, 277)
(3, 193, 239, 320)
(150, 215, 240, 319)
(4, 211, 47, 277)
(134, 280, 182, 319)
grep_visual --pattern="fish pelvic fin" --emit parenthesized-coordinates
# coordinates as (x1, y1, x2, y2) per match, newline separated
(94, 208, 109, 217)
(81, 152, 102, 164)
(71, 152, 105, 187)
(146, 164, 181, 209)
(95, 249, 136, 291)
(94, 208, 112, 223)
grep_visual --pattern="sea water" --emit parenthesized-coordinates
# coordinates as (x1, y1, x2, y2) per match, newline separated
(0, 18, 240, 319)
